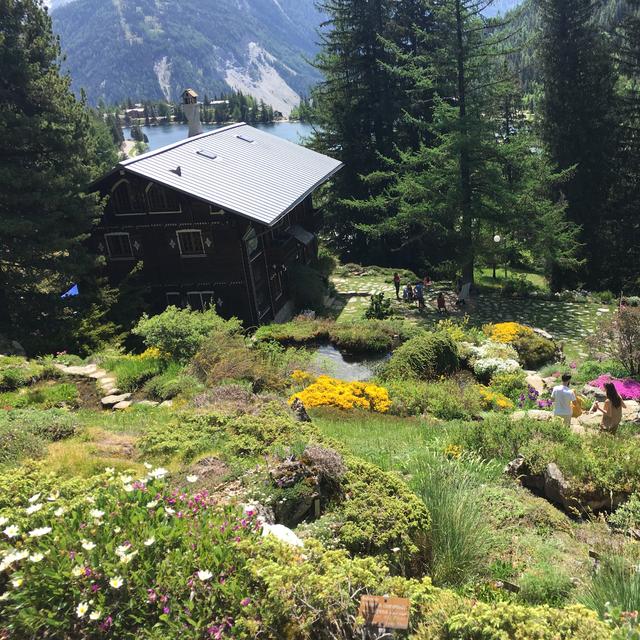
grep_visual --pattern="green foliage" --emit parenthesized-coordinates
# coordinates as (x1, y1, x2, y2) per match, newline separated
(364, 292, 393, 320)
(380, 332, 460, 381)
(580, 557, 640, 619)
(0, 425, 46, 467)
(287, 264, 327, 313)
(253, 318, 331, 345)
(512, 332, 558, 369)
(501, 275, 545, 299)
(413, 454, 491, 587)
(609, 493, 640, 532)
(518, 563, 575, 606)
(103, 356, 165, 393)
(143, 364, 203, 401)
(576, 360, 629, 384)
(132, 306, 242, 363)
(490, 371, 528, 403)
(0, 356, 57, 392)
(0, 383, 79, 410)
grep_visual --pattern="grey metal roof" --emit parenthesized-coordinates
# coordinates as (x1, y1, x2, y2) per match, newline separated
(119, 123, 343, 227)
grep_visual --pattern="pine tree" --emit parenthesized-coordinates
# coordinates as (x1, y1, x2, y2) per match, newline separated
(538, 0, 617, 286)
(0, 0, 106, 349)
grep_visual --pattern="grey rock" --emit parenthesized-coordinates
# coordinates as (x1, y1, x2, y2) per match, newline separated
(113, 401, 133, 410)
(101, 393, 132, 407)
(0, 334, 26, 356)
(159, 400, 174, 408)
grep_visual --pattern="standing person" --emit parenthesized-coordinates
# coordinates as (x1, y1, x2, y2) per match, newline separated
(407, 284, 414, 301)
(415, 281, 425, 309)
(551, 374, 577, 427)
(437, 292, 447, 314)
(593, 382, 627, 434)
(423, 275, 432, 290)
(393, 273, 401, 300)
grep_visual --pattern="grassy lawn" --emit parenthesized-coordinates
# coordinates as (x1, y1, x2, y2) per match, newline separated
(329, 270, 612, 362)
(475, 267, 548, 291)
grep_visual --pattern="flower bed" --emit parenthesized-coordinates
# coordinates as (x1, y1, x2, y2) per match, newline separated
(588, 374, 640, 401)
(289, 374, 391, 413)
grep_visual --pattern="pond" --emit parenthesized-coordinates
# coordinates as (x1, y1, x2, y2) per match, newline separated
(123, 121, 315, 151)
(310, 344, 390, 382)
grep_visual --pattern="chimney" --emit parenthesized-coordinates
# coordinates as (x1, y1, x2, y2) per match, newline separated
(181, 88, 203, 138)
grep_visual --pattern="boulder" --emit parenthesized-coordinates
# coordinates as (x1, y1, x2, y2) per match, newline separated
(0, 334, 26, 357)
(582, 384, 606, 401)
(101, 393, 132, 408)
(291, 398, 311, 423)
(89, 370, 108, 380)
(261, 523, 304, 548)
(58, 363, 98, 376)
(525, 372, 546, 395)
(113, 401, 133, 410)
(159, 400, 174, 408)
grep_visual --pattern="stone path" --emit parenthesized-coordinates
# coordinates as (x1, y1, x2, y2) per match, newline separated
(55, 364, 171, 410)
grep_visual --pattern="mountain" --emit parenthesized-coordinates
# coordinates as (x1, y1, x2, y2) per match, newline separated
(51, 0, 323, 114)
(484, 0, 523, 17)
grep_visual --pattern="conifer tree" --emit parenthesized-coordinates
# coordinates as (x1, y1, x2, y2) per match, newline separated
(538, 0, 617, 286)
(0, 0, 107, 349)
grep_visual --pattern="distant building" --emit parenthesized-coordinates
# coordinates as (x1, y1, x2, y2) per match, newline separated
(90, 94, 342, 325)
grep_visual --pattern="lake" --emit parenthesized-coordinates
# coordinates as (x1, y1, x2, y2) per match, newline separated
(123, 121, 315, 151)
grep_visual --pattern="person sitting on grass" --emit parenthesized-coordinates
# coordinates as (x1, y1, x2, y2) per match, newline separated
(551, 373, 576, 427)
(593, 382, 626, 435)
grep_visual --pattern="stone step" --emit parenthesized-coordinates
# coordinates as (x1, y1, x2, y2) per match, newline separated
(113, 401, 133, 410)
(101, 393, 132, 408)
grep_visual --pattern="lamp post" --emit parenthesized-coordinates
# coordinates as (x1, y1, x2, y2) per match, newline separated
(493, 234, 501, 279)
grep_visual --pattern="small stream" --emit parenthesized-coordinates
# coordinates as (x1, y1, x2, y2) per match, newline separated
(310, 344, 390, 381)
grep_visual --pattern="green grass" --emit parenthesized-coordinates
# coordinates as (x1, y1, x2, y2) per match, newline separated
(475, 267, 549, 292)
(0, 382, 79, 409)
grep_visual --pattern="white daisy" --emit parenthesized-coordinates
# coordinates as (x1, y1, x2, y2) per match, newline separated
(0, 517, 8, 527)
(81, 540, 96, 551)
(145, 500, 159, 509)
(71, 565, 84, 577)
(76, 602, 89, 618)
(29, 553, 44, 563)
(89, 610, 101, 621)
(149, 467, 168, 480)
(25, 503, 42, 515)
(109, 576, 123, 589)
(3, 525, 19, 538)
(186, 475, 199, 483)
(197, 570, 213, 581)
(28, 493, 41, 504)
(28, 527, 52, 538)
(53, 507, 66, 517)
(89, 509, 105, 520)
(11, 577, 23, 588)
(144, 537, 155, 547)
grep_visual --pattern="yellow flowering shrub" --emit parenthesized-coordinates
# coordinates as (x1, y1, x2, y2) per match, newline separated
(479, 386, 514, 411)
(135, 347, 165, 360)
(289, 376, 391, 413)
(291, 370, 314, 386)
(484, 322, 534, 344)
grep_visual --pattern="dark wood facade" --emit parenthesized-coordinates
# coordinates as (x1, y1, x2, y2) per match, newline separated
(92, 171, 320, 326)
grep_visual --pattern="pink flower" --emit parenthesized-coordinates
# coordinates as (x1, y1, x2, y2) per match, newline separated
(163, 606, 170, 615)
(240, 597, 251, 607)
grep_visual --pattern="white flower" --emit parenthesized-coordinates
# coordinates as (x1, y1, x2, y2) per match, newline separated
(186, 475, 198, 483)
(85, 496, 96, 504)
(3, 525, 19, 539)
(109, 576, 123, 589)
(114, 526, 121, 534)
(145, 500, 158, 509)
(14, 550, 28, 561)
(28, 526, 52, 538)
(71, 565, 84, 577)
(29, 553, 44, 563)
(164, 507, 175, 516)
(115, 544, 131, 558)
(89, 509, 105, 520)
(143, 462, 153, 470)
(0, 592, 10, 601)
(11, 577, 23, 588)
(28, 493, 41, 504)
(76, 602, 89, 618)
(119, 551, 138, 565)
(47, 490, 60, 502)
(25, 503, 42, 515)
(149, 467, 168, 480)
(81, 539, 96, 551)
(197, 570, 213, 581)
(144, 537, 155, 547)
(105, 467, 115, 475)
(123, 484, 134, 493)
(0, 517, 8, 527)
(120, 475, 133, 484)
(89, 610, 102, 621)
(54, 507, 66, 517)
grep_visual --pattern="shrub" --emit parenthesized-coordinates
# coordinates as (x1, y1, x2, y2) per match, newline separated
(132, 306, 242, 362)
(364, 292, 393, 320)
(518, 564, 575, 606)
(580, 557, 640, 619)
(143, 363, 203, 401)
(485, 321, 533, 344)
(380, 332, 460, 381)
(490, 371, 528, 402)
(478, 387, 514, 411)
(412, 454, 491, 587)
(473, 357, 521, 382)
(595, 307, 640, 376)
(588, 374, 640, 402)
(385, 379, 432, 416)
(577, 360, 630, 384)
(609, 493, 640, 532)
(0, 425, 46, 467)
(104, 356, 165, 393)
(426, 380, 483, 420)
(512, 332, 558, 369)
(0, 383, 80, 410)
(288, 264, 327, 312)
(289, 375, 391, 413)
(501, 275, 543, 299)
(253, 318, 330, 345)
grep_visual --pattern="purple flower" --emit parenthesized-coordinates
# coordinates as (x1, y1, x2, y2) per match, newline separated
(240, 597, 251, 607)
(99, 616, 113, 632)
(163, 607, 170, 615)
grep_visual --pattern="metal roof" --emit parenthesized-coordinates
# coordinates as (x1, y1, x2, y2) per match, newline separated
(119, 123, 343, 227)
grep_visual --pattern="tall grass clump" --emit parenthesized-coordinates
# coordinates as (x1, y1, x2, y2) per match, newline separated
(580, 556, 640, 617)
(412, 453, 491, 587)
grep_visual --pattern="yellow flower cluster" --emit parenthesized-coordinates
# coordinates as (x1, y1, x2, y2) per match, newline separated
(479, 386, 514, 411)
(291, 370, 314, 385)
(444, 444, 463, 460)
(484, 322, 533, 344)
(289, 375, 391, 413)
(136, 347, 164, 360)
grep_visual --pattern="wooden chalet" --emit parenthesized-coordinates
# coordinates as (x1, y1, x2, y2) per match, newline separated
(91, 116, 342, 326)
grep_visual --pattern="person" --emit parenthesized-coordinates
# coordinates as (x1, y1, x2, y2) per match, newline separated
(415, 281, 425, 309)
(593, 382, 626, 434)
(437, 292, 447, 314)
(456, 282, 471, 307)
(402, 285, 410, 301)
(423, 275, 432, 289)
(551, 373, 576, 427)
(407, 284, 414, 301)
(393, 273, 401, 300)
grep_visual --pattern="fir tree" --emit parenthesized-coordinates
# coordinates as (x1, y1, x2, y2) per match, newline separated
(0, 0, 106, 349)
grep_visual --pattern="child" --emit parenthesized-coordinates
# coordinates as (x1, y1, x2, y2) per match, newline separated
(437, 292, 447, 314)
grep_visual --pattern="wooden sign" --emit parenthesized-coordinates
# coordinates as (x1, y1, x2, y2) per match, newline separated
(358, 595, 410, 630)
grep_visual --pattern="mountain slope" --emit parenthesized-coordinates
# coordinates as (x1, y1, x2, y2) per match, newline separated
(51, 0, 323, 113)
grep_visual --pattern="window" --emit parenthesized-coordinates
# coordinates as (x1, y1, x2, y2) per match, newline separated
(176, 230, 205, 256)
(146, 183, 181, 213)
(244, 228, 260, 258)
(111, 179, 145, 215)
(187, 291, 214, 310)
(105, 233, 133, 259)
(166, 292, 182, 308)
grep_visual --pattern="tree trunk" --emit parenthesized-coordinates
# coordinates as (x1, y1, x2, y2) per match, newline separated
(456, 0, 474, 284)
